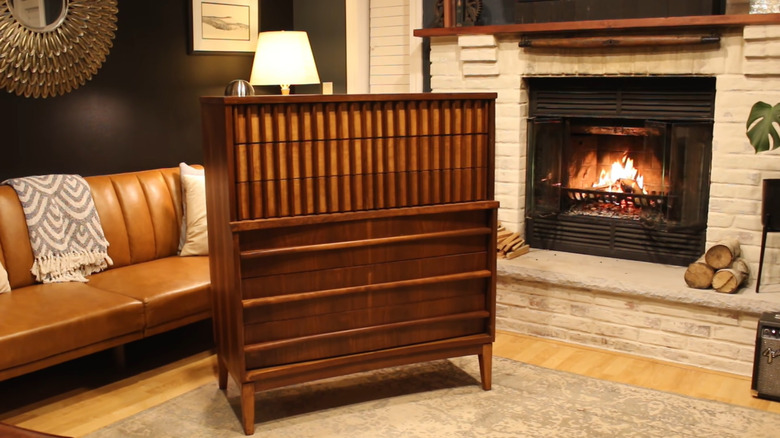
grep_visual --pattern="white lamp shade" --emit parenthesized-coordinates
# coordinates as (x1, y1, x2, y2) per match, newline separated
(249, 31, 320, 90)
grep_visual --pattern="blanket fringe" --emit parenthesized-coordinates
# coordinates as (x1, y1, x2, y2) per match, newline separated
(32, 251, 114, 283)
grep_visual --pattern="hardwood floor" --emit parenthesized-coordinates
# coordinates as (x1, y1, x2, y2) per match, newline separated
(1, 324, 778, 437)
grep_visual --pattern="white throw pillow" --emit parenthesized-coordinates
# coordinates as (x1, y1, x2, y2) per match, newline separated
(0, 260, 10, 293)
(179, 163, 205, 253)
(179, 173, 209, 256)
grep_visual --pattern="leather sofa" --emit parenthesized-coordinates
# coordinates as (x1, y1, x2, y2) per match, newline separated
(0, 167, 211, 382)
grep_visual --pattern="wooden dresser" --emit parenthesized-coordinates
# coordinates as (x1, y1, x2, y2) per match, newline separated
(200, 93, 498, 435)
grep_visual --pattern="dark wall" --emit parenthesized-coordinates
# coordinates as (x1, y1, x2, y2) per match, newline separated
(293, 0, 347, 95)
(0, 0, 347, 181)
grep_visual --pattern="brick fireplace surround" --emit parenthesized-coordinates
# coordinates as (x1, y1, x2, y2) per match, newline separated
(426, 22, 780, 375)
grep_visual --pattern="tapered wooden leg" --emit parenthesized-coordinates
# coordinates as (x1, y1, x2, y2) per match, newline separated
(478, 343, 493, 390)
(241, 382, 255, 435)
(217, 357, 228, 390)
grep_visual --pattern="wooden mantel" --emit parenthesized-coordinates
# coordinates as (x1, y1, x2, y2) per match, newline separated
(414, 13, 780, 38)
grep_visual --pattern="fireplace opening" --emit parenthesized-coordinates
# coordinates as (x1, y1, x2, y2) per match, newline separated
(525, 77, 714, 266)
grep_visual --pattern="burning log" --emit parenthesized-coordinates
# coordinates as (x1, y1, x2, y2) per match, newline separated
(704, 238, 741, 270)
(684, 255, 714, 289)
(618, 178, 640, 194)
(711, 258, 750, 294)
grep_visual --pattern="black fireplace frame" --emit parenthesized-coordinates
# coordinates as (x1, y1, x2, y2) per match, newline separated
(525, 77, 715, 266)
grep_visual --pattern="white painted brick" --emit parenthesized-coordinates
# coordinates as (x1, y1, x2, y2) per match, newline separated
(458, 35, 497, 48)
(590, 322, 641, 341)
(549, 312, 593, 332)
(710, 168, 762, 185)
(637, 330, 689, 349)
(733, 214, 763, 232)
(430, 76, 465, 90)
(462, 63, 500, 77)
(659, 319, 712, 338)
(494, 143, 519, 159)
(496, 290, 529, 308)
(708, 182, 761, 200)
(499, 305, 553, 326)
(740, 315, 761, 329)
(592, 295, 637, 311)
(460, 47, 497, 62)
(712, 324, 756, 344)
(495, 129, 519, 144)
(708, 197, 760, 216)
(707, 212, 737, 228)
(745, 41, 780, 58)
(744, 58, 780, 76)
(639, 302, 740, 326)
(494, 194, 518, 210)
(501, 319, 571, 339)
(744, 25, 780, 41)
(570, 304, 661, 329)
(430, 62, 459, 76)
(494, 181, 520, 197)
(526, 294, 573, 314)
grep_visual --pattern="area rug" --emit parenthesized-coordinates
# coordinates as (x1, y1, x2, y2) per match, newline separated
(85, 357, 780, 437)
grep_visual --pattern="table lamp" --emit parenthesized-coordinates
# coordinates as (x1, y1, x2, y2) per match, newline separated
(249, 31, 320, 95)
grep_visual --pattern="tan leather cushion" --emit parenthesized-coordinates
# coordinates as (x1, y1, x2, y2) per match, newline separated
(86, 256, 210, 331)
(87, 169, 183, 268)
(0, 186, 36, 289)
(0, 282, 145, 371)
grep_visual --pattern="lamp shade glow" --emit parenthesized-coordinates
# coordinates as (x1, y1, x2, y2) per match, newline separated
(249, 31, 320, 95)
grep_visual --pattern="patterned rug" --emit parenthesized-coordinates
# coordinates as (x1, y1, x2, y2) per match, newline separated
(85, 357, 780, 437)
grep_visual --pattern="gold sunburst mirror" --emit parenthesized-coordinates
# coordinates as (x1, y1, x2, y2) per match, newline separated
(0, 0, 118, 98)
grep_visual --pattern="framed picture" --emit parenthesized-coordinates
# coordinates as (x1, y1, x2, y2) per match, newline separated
(190, 0, 259, 53)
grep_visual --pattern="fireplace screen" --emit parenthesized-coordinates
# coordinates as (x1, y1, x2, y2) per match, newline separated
(526, 77, 714, 265)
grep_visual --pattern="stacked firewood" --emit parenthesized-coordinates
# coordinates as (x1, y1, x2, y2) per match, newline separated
(497, 223, 530, 260)
(684, 238, 749, 294)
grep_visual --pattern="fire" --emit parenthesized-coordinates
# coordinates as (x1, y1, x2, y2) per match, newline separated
(593, 155, 646, 194)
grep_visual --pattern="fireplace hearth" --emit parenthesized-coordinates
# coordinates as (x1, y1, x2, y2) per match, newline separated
(525, 77, 715, 266)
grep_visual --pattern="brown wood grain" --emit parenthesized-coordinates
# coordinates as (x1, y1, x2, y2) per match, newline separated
(200, 93, 497, 435)
(413, 13, 780, 38)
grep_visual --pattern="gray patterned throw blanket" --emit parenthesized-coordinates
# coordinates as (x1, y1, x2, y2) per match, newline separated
(2, 174, 113, 283)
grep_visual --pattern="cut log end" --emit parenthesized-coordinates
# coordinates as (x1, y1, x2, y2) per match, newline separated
(704, 238, 741, 270)
(684, 259, 714, 289)
(711, 268, 748, 294)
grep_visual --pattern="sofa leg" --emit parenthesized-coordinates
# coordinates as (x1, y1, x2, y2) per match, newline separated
(112, 345, 126, 369)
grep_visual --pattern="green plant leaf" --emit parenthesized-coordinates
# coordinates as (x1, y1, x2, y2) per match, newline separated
(746, 101, 780, 153)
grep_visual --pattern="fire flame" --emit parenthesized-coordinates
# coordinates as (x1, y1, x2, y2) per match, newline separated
(593, 155, 646, 194)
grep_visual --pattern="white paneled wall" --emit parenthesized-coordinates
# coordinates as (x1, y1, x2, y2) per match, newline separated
(369, 0, 411, 93)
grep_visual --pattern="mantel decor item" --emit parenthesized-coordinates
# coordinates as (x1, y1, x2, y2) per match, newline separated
(0, 0, 119, 98)
(750, 0, 780, 13)
(190, 0, 259, 53)
(224, 79, 254, 96)
(249, 31, 320, 95)
(434, 0, 483, 27)
(514, 0, 725, 24)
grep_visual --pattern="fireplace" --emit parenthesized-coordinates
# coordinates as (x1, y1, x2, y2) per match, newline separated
(525, 77, 714, 266)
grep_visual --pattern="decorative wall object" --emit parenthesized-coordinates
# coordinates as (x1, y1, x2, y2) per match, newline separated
(0, 0, 119, 98)
(190, 0, 259, 53)
(434, 0, 483, 27)
(750, 0, 780, 14)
